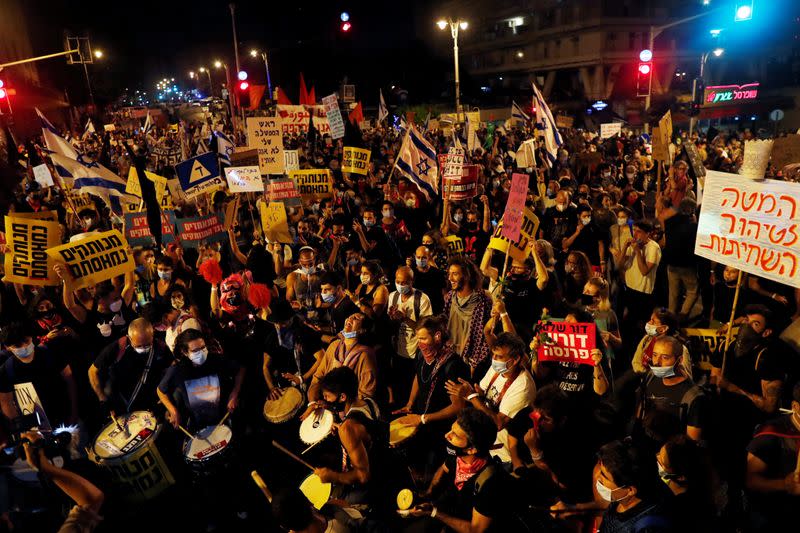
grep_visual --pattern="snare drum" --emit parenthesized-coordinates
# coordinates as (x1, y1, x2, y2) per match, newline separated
(263, 387, 304, 423)
(389, 418, 419, 449)
(183, 424, 234, 478)
(299, 473, 332, 510)
(299, 408, 335, 446)
(90, 411, 174, 502)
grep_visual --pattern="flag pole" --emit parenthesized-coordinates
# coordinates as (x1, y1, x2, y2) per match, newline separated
(721, 270, 744, 378)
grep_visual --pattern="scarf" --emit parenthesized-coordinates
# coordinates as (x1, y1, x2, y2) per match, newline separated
(443, 290, 491, 368)
(422, 343, 456, 414)
(454, 456, 488, 491)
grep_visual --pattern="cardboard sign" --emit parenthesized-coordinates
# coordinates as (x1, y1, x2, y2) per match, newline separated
(32, 164, 55, 188)
(695, 170, 800, 288)
(322, 94, 345, 140)
(771, 134, 800, 170)
(537, 321, 597, 366)
(290, 169, 333, 202)
(488, 206, 540, 262)
(284, 150, 300, 172)
(651, 126, 669, 163)
(175, 213, 227, 248)
(445, 235, 464, 257)
(123, 211, 176, 247)
(443, 147, 465, 180)
(246, 117, 285, 175)
(500, 173, 530, 241)
(9, 211, 58, 222)
(600, 123, 621, 139)
(13, 382, 51, 431)
(175, 153, 224, 198)
(265, 178, 302, 207)
(46, 230, 134, 290)
(684, 327, 738, 370)
(442, 165, 479, 201)
(259, 202, 293, 243)
(342, 147, 371, 175)
(103, 124, 116, 132)
(555, 115, 574, 128)
(126, 168, 168, 200)
(515, 139, 536, 169)
(3, 216, 61, 286)
(224, 166, 264, 193)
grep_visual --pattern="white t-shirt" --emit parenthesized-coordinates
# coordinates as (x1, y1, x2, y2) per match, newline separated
(165, 314, 201, 352)
(479, 368, 537, 463)
(623, 239, 662, 294)
(389, 289, 433, 358)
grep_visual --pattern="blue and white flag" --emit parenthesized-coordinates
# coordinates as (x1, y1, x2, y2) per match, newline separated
(423, 112, 431, 131)
(531, 83, 563, 166)
(213, 130, 234, 166)
(84, 119, 96, 137)
(36, 108, 127, 203)
(378, 89, 389, 123)
(511, 101, 530, 123)
(143, 111, 154, 134)
(395, 125, 439, 201)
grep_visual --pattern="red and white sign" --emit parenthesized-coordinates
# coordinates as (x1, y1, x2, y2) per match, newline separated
(442, 165, 478, 201)
(537, 322, 597, 366)
(500, 173, 530, 241)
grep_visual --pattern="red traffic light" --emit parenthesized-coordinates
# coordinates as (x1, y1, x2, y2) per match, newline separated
(341, 21, 351, 32)
(638, 63, 651, 75)
(239, 81, 249, 91)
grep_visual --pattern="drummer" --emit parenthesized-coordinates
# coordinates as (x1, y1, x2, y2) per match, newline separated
(157, 329, 245, 432)
(313, 367, 386, 510)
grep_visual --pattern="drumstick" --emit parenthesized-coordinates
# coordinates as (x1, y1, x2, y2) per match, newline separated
(251, 470, 273, 502)
(272, 440, 315, 471)
(301, 439, 324, 455)
(218, 411, 231, 426)
(176, 424, 194, 439)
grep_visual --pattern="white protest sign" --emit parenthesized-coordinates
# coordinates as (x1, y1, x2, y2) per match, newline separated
(695, 170, 800, 288)
(600, 123, 621, 139)
(246, 117, 285, 175)
(322, 94, 345, 140)
(32, 164, 55, 188)
(103, 124, 116, 132)
(515, 139, 536, 168)
(443, 147, 464, 180)
(284, 150, 299, 172)
(224, 166, 264, 193)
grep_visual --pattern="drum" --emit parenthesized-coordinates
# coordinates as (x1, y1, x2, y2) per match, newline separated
(299, 473, 331, 510)
(89, 411, 174, 502)
(182, 424, 234, 478)
(389, 418, 419, 449)
(299, 408, 335, 446)
(263, 387, 304, 423)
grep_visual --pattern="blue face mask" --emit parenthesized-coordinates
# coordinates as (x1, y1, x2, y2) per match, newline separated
(650, 364, 676, 379)
(363, 219, 375, 228)
(158, 270, 172, 281)
(347, 258, 359, 266)
(12, 342, 35, 360)
(491, 358, 510, 374)
(322, 292, 336, 304)
(415, 258, 428, 269)
(396, 283, 411, 295)
(342, 330, 358, 339)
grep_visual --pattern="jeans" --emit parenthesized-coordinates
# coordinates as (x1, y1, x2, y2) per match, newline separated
(667, 265, 702, 317)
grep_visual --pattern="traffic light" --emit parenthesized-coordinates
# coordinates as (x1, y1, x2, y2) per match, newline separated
(636, 62, 653, 97)
(690, 78, 705, 116)
(734, 1, 753, 22)
(0, 79, 5, 100)
(238, 80, 250, 108)
(341, 21, 351, 32)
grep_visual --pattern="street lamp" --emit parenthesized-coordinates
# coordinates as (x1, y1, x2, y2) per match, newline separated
(93, 50, 103, 59)
(436, 18, 468, 121)
(250, 48, 273, 100)
(689, 48, 725, 135)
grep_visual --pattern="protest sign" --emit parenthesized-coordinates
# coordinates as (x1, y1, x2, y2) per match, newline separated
(223, 196, 239, 231)
(555, 115, 574, 128)
(740, 139, 773, 180)
(437, 154, 448, 176)
(126, 168, 168, 200)
(440, 111, 480, 125)
(13, 382, 52, 431)
(771, 134, 800, 170)
(683, 142, 706, 178)
(514, 139, 536, 168)
(103, 124, 116, 132)
(290, 169, 334, 202)
(651, 126, 669, 163)
(500, 173, 530, 241)
(427, 119, 439, 132)
(123, 211, 176, 247)
(694, 170, 800, 288)
(488, 206, 540, 262)
(276, 105, 332, 135)
(46, 230, 134, 290)
(175, 213, 227, 248)
(32, 164, 54, 188)
(284, 150, 300, 172)
(600, 123, 621, 139)
(659, 111, 673, 145)
(683, 327, 738, 370)
(536, 321, 597, 366)
(3, 216, 61, 286)
(445, 235, 464, 258)
(175, 152, 224, 198)
(246, 117, 285, 175)
(9, 211, 58, 222)
(443, 147, 465, 180)
(442, 165, 478, 201)
(259, 202, 293, 243)
(224, 166, 264, 193)
(322, 94, 345, 140)
(342, 147, 371, 175)
(265, 178, 302, 207)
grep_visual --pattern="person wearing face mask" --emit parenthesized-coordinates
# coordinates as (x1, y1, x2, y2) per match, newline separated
(637, 336, 707, 442)
(89, 318, 172, 416)
(631, 308, 692, 376)
(155, 299, 202, 353)
(744, 381, 800, 530)
(287, 247, 323, 312)
(380, 200, 412, 256)
(452, 197, 492, 264)
(353, 206, 398, 267)
(349, 260, 389, 319)
(313, 272, 360, 344)
(445, 333, 536, 465)
(561, 205, 607, 272)
(0, 323, 80, 432)
(657, 435, 717, 532)
(157, 329, 243, 432)
(151, 256, 185, 305)
(409, 245, 446, 314)
(608, 208, 634, 284)
(539, 190, 576, 265)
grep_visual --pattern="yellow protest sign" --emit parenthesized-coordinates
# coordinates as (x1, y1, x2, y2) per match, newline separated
(259, 202, 292, 243)
(8, 210, 58, 222)
(3, 216, 61, 286)
(46, 230, 134, 289)
(290, 169, 333, 202)
(126, 168, 168, 201)
(65, 192, 95, 212)
(342, 147, 371, 175)
(488, 207, 540, 262)
(445, 235, 464, 258)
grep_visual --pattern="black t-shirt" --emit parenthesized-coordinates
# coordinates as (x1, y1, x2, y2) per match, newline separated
(643, 376, 707, 430)
(436, 456, 516, 529)
(663, 214, 698, 267)
(320, 297, 360, 337)
(570, 222, 606, 265)
(0, 346, 69, 428)
(541, 205, 576, 250)
(458, 228, 490, 263)
(540, 361, 595, 401)
(710, 340, 784, 396)
(746, 415, 800, 521)
(261, 319, 323, 379)
(85, 302, 138, 349)
(502, 275, 556, 342)
(413, 354, 469, 415)
(712, 283, 754, 323)
(413, 267, 447, 314)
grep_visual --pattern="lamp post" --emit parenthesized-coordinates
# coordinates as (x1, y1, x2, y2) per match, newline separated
(436, 18, 468, 122)
(215, 60, 238, 130)
(250, 49, 273, 100)
(689, 47, 724, 136)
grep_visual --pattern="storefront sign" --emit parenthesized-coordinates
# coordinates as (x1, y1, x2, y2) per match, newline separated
(703, 83, 759, 106)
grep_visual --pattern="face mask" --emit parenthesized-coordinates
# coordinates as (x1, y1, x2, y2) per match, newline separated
(645, 323, 661, 336)
(37, 308, 56, 319)
(396, 283, 411, 295)
(188, 347, 208, 366)
(301, 266, 316, 275)
(158, 270, 172, 281)
(596, 479, 628, 503)
(650, 364, 676, 378)
(602, 171, 611, 178)
(321, 291, 336, 304)
(580, 293, 596, 306)
(109, 299, 123, 313)
(445, 438, 470, 457)
(405, 199, 416, 208)
(491, 358, 510, 374)
(382, 209, 393, 218)
(347, 258, 359, 266)
(360, 274, 371, 285)
(134, 345, 152, 354)
(453, 213, 464, 223)
(363, 218, 374, 227)
(83, 217, 94, 228)
(12, 342, 35, 360)
(171, 297, 185, 310)
(415, 258, 428, 269)
(581, 217, 591, 226)
(98, 322, 112, 337)
(617, 217, 628, 226)
(342, 330, 358, 340)
(735, 323, 762, 357)
(556, 204, 566, 212)
(546, 187, 553, 196)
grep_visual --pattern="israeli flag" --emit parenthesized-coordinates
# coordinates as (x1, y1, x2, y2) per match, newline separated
(395, 125, 439, 201)
(531, 83, 563, 165)
(213, 130, 234, 166)
(511, 101, 530, 123)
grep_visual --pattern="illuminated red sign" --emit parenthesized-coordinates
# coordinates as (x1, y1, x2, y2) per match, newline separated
(703, 82, 759, 106)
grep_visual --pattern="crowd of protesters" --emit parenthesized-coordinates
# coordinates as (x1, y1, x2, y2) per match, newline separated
(0, 108, 798, 533)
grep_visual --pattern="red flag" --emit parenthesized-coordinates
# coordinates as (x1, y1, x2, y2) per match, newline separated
(299, 73, 310, 105)
(349, 102, 364, 124)
(249, 84, 266, 110)
(276, 87, 292, 105)
(308, 86, 316, 104)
